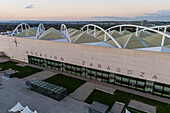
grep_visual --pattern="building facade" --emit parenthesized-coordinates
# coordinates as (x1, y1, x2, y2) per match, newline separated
(0, 35, 170, 98)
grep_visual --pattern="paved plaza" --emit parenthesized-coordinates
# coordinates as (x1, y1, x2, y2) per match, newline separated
(128, 100, 156, 113)
(1, 57, 170, 113)
(23, 70, 58, 81)
(0, 76, 90, 113)
(0, 57, 116, 113)
(70, 82, 116, 101)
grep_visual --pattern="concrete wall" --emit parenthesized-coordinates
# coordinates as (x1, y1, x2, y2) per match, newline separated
(0, 51, 4, 56)
(0, 35, 170, 85)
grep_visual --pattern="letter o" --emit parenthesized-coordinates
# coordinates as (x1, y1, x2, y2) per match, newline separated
(127, 70, 132, 74)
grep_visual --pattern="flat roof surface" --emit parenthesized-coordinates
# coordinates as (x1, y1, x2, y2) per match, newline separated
(110, 101, 125, 113)
(29, 79, 66, 94)
(89, 101, 109, 112)
(128, 100, 156, 113)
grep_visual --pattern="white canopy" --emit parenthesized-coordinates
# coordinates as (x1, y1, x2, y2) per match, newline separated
(33, 110, 38, 113)
(8, 102, 24, 112)
(125, 109, 131, 113)
(21, 106, 33, 113)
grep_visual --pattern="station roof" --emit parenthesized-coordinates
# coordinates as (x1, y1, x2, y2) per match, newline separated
(13, 25, 170, 53)
(15, 28, 36, 37)
(38, 28, 65, 40)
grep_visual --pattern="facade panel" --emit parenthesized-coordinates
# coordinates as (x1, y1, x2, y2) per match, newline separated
(0, 35, 169, 87)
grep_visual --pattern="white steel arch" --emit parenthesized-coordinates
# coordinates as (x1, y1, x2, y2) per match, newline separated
(81, 24, 122, 48)
(60, 24, 71, 43)
(36, 23, 45, 39)
(106, 24, 170, 47)
(151, 25, 170, 30)
(11, 23, 30, 36)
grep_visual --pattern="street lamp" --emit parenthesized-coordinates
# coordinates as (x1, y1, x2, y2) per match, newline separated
(167, 91, 170, 108)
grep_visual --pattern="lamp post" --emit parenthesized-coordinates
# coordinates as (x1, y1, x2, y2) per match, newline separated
(167, 92, 170, 108)
(131, 83, 135, 98)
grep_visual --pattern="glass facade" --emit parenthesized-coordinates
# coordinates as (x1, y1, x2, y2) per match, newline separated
(28, 55, 170, 98)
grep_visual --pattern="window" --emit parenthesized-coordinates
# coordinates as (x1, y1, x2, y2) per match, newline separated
(101, 79, 108, 83)
(109, 78, 114, 83)
(55, 63, 58, 66)
(91, 70, 96, 74)
(97, 72, 102, 76)
(115, 75, 121, 85)
(86, 74, 91, 79)
(137, 81, 145, 86)
(86, 69, 90, 73)
(122, 77, 129, 82)
(76, 67, 80, 71)
(81, 68, 86, 72)
(81, 72, 86, 77)
(97, 77, 102, 82)
(115, 76, 121, 81)
(163, 87, 170, 93)
(67, 65, 71, 69)
(91, 76, 96, 80)
(129, 79, 136, 85)
(154, 84, 163, 91)
(72, 66, 75, 70)
(51, 62, 54, 65)
(109, 73, 115, 78)
(146, 81, 154, 87)
(103, 73, 108, 78)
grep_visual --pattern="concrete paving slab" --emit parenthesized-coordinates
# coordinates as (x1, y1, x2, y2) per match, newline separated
(0, 76, 89, 113)
(70, 82, 116, 101)
(0, 56, 9, 63)
(23, 70, 57, 81)
(128, 100, 156, 113)
(16, 63, 28, 67)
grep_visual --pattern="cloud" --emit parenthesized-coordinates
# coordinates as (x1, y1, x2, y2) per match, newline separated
(25, 4, 34, 9)
(91, 9, 170, 21)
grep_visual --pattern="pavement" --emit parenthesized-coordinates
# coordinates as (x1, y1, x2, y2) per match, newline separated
(0, 57, 9, 63)
(128, 100, 156, 113)
(0, 56, 170, 113)
(23, 70, 58, 81)
(0, 77, 90, 113)
(70, 82, 116, 101)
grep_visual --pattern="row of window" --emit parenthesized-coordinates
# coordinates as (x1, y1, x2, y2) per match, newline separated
(28, 55, 170, 98)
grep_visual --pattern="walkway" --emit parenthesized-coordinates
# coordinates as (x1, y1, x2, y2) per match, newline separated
(128, 100, 156, 113)
(23, 71, 58, 81)
(0, 51, 4, 57)
(69, 82, 116, 101)
(0, 56, 9, 63)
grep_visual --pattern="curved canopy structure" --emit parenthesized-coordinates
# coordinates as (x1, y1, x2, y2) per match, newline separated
(106, 24, 170, 47)
(10, 23, 170, 53)
(11, 23, 30, 37)
(36, 23, 45, 39)
(38, 27, 65, 40)
(81, 24, 122, 48)
(60, 24, 71, 43)
(15, 28, 36, 37)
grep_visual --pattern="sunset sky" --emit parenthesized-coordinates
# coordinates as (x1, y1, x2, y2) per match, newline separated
(0, 0, 170, 21)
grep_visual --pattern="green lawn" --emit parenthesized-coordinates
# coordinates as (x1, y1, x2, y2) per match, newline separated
(85, 89, 131, 109)
(85, 89, 170, 113)
(85, 89, 116, 109)
(132, 95, 170, 113)
(0, 61, 43, 78)
(44, 74, 86, 94)
(127, 106, 147, 113)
